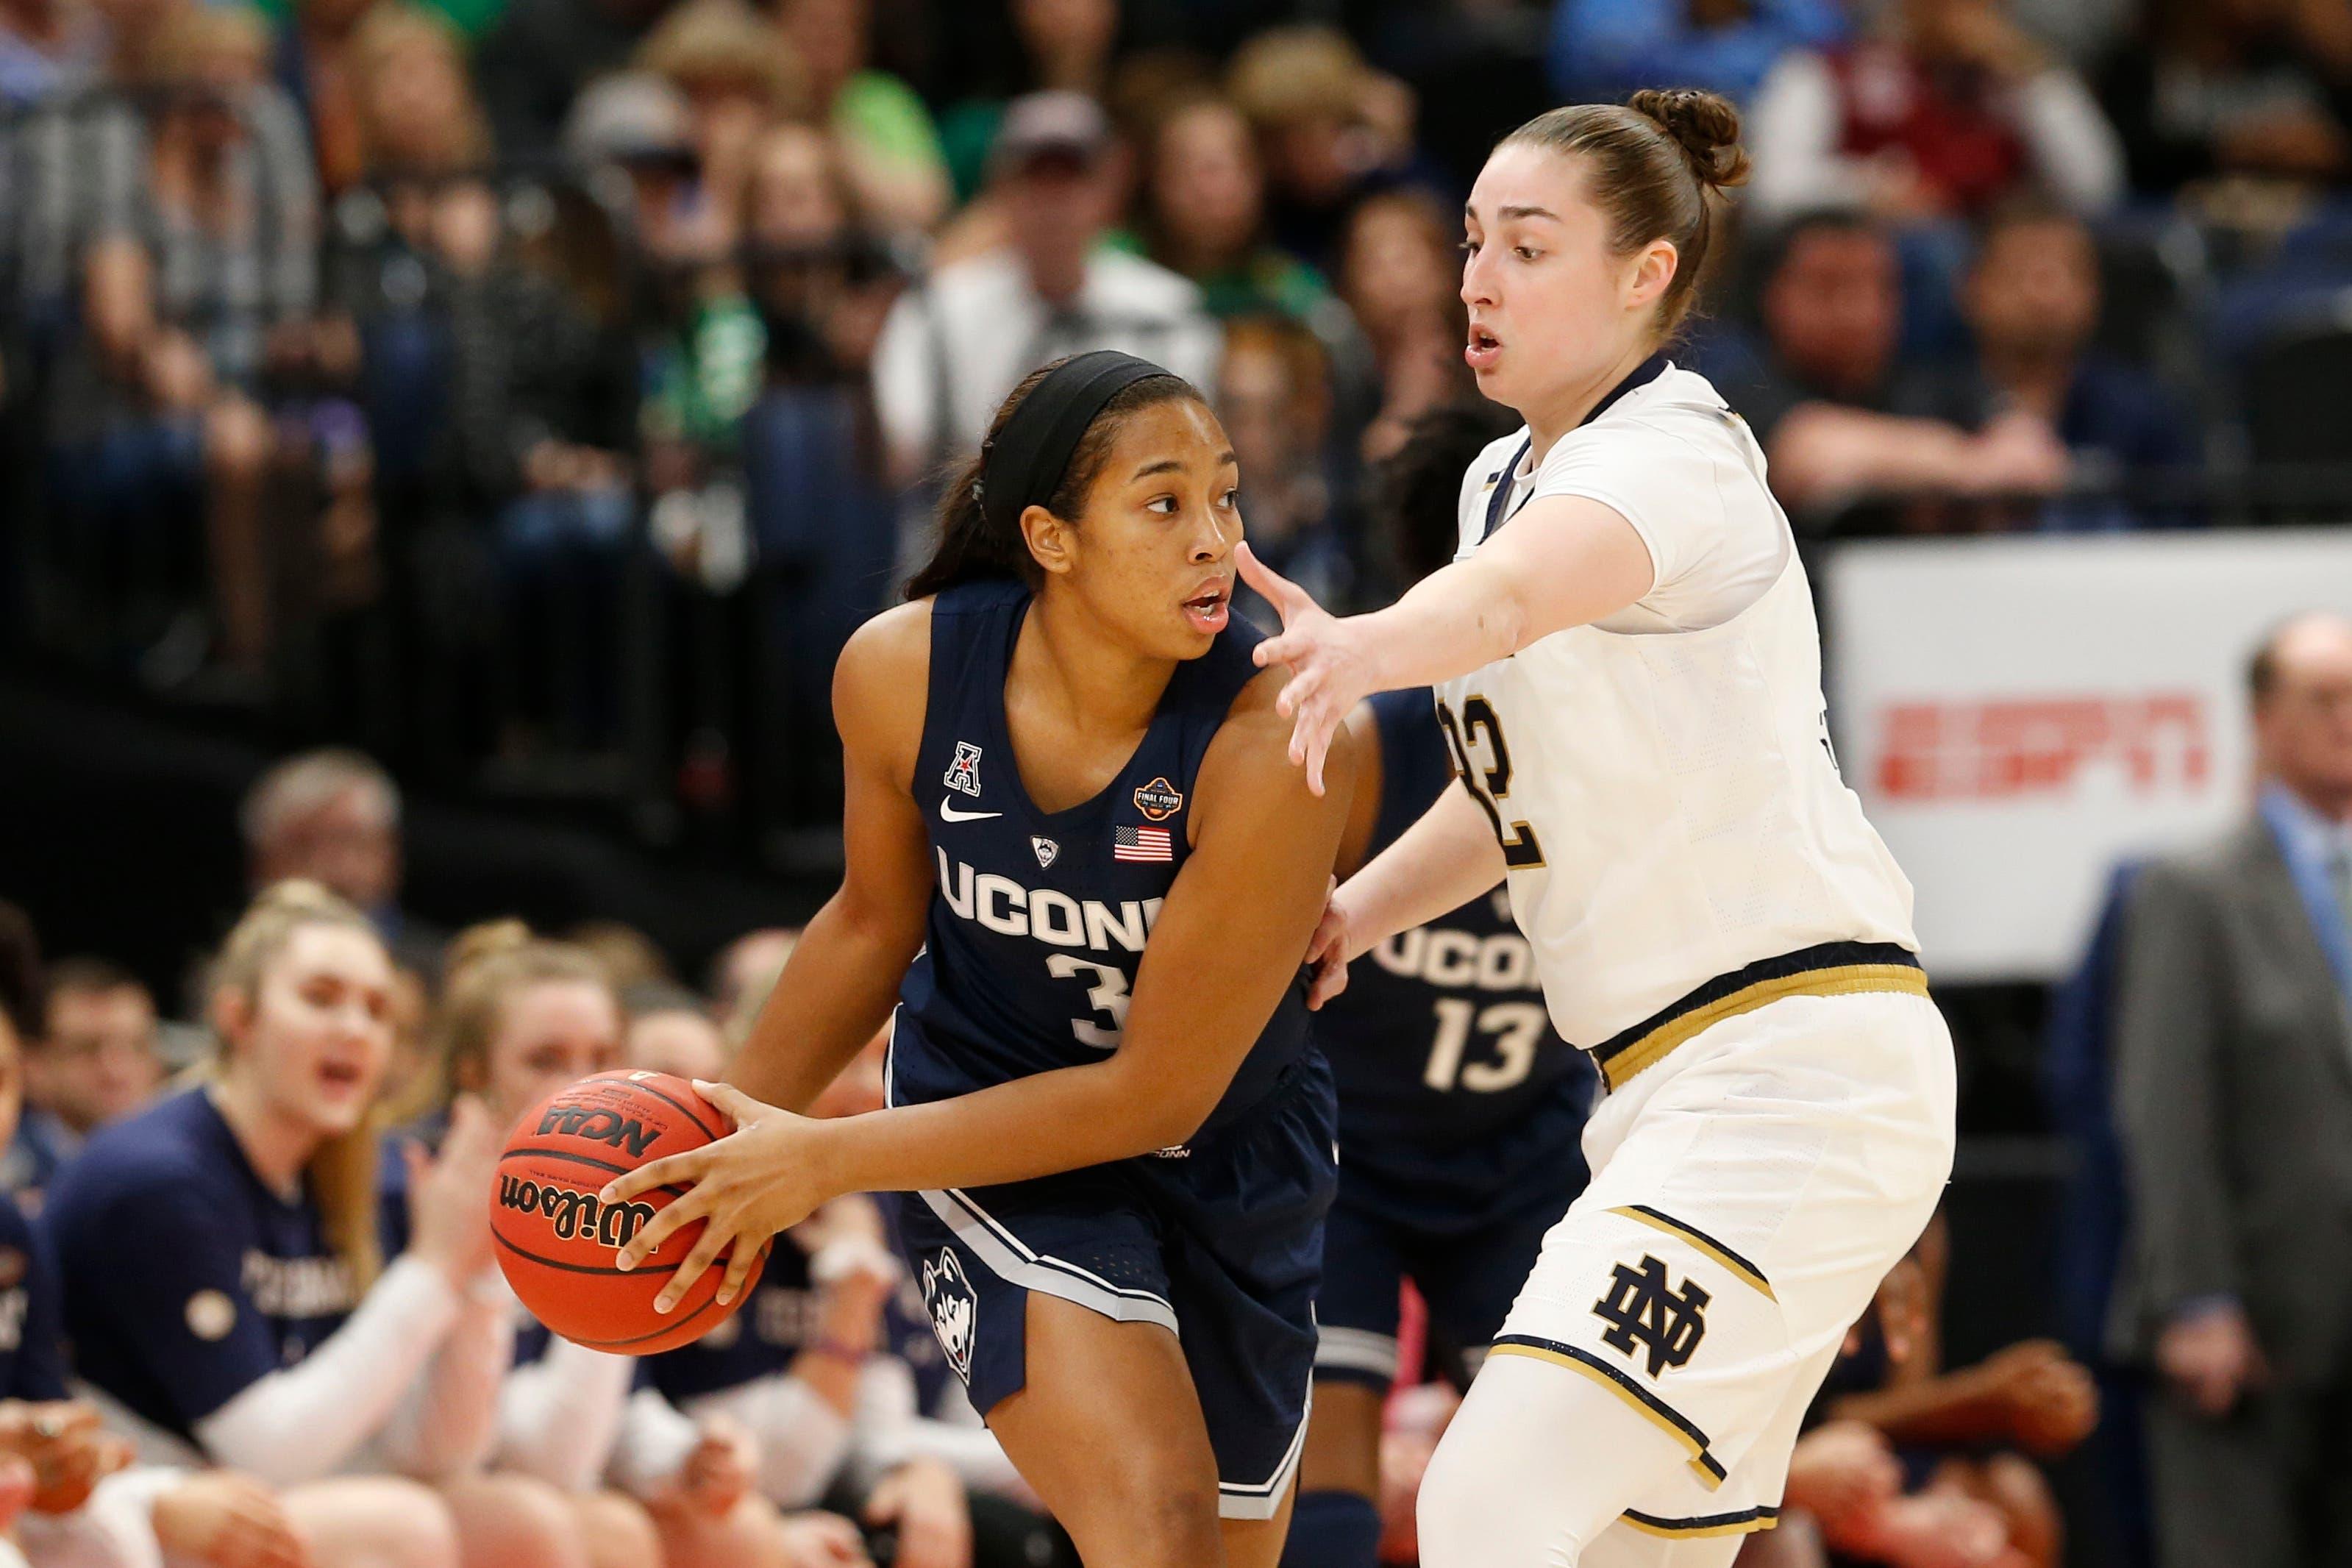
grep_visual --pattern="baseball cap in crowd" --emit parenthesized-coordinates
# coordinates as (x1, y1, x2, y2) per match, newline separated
(565, 72, 696, 169)
(991, 90, 1112, 178)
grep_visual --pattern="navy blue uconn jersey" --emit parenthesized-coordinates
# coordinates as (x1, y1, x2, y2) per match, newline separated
(46, 1088, 361, 1443)
(1321, 691, 1594, 1212)
(892, 578, 1313, 1132)
(0, 1200, 68, 1402)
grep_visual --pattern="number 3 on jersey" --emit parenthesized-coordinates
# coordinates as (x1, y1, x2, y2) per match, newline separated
(1047, 955, 1129, 1049)
(1437, 696, 1546, 869)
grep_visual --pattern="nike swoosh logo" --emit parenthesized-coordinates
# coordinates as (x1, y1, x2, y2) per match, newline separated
(939, 800, 1002, 823)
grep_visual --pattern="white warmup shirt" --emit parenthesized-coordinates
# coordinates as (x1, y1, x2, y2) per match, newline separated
(1437, 358, 1919, 1055)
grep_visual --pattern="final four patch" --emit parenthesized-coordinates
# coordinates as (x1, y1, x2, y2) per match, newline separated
(1132, 777, 1184, 821)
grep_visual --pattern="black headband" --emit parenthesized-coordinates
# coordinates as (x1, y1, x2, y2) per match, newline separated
(974, 350, 1172, 531)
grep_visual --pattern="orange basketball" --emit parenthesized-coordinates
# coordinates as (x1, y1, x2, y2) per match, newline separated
(491, 1069, 768, 1355)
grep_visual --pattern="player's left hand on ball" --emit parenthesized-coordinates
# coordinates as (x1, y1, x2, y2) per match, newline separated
(602, 1080, 827, 1314)
(1236, 542, 1373, 798)
(863, 1458, 972, 1568)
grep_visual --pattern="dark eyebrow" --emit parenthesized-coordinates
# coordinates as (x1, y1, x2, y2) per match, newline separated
(1132, 451, 1239, 481)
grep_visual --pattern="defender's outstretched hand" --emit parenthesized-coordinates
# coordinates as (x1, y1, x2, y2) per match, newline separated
(1237, 542, 1377, 798)
(602, 1080, 828, 1314)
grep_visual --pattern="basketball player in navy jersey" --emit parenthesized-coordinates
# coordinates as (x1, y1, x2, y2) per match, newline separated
(602, 349, 1364, 1568)
(1280, 409, 1598, 1568)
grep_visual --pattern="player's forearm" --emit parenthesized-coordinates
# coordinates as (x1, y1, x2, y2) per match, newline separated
(1353, 557, 1531, 695)
(812, 1052, 1208, 1198)
(728, 891, 921, 1113)
(1824, 1372, 2011, 1446)
(1339, 782, 1505, 956)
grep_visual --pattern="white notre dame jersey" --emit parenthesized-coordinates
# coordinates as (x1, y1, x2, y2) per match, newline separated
(1437, 362, 1918, 1051)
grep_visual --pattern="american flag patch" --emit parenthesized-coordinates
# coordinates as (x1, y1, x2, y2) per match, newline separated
(1113, 826, 1173, 863)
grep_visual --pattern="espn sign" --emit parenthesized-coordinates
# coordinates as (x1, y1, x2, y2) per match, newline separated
(1825, 531, 2352, 978)
(1874, 694, 2210, 802)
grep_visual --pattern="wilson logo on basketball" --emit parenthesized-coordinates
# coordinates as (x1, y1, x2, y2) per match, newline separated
(497, 1174, 658, 1250)
(536, 1104, 662, 1159)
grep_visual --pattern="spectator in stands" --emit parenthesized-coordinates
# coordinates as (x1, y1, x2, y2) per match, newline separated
(569, 921, 674, 991)
(2112, 611, 2352, 1568)
(1717, 210, 2070, 520)
(1815, 1215, 2095, 1568)
(869, 90, 1219, 482)
(710, 927, 797, 1036)
(48, 3, 325, 682)
(1745, 0, 2125, 225)
(1219, 316, 1354, 613)
(344, 5, 640, 750)
(638, 0, 802, 262)
(1547, 0, 1849, 111)
(770, 0, 949, 238)
(2096, 0, 2352, 196)
(1336, 189, 1473, 462)
(272, 0, 377, 196)
(0, 0, 101, 107)
(1, 959, 162, 1203)
(1138, 94, 1334, 325)
(43, 880, 525, 1567)
(1225, 26, 1419, 272)
(1900, 198, 2198, 524)
(474, 0, 669, 165)
(932, 0, 1119, 207)
(244, 749, 445, 977)
(399, 922, 818, 1568)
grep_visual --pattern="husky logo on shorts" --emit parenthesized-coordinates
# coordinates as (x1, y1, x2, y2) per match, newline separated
(944, 742, 983, 798)
(1592, 1254, 1710, 1377)
(921, 1247, 979, 1383)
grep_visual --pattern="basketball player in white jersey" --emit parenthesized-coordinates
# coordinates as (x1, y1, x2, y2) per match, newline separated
(1234, 90, 1956, 1565)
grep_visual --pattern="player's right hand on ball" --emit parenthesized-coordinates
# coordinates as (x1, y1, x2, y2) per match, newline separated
(408, 1095, 499, 1286)
(1303, 876, 1353, 1010)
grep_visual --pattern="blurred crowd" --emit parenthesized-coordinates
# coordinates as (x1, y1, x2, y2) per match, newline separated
(5, 0, 2352, 819)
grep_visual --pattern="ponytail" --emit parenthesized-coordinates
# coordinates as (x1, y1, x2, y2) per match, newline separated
(905, 449, 1036, 600)
(905, 354, 1203, 601)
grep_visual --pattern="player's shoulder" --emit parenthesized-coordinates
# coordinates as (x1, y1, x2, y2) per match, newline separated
(1562, 364, 1736, 455)
(46, 1090, 224, 1219)
(835, 597, 933, 713)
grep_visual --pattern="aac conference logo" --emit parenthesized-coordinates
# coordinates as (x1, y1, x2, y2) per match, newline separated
(1872, 692, 2212, 803)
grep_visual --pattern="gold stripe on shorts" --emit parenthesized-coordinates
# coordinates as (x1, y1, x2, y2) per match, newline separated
(1598, 955, 1930, 1091)
(1489, 1336, 1726, 1489)
(1620, 1506, 1781, 1539)
(1609, 1205, 1776, 1302)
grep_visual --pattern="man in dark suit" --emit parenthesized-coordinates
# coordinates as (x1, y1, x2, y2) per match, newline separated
(2113, 610, 2352, 1568)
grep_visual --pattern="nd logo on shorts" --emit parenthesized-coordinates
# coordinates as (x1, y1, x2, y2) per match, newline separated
(922, 1247, 979, 1383)
(1592, 1254, 1710, 1377)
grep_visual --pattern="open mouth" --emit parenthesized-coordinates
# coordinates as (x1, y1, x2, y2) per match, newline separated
(1466, 324, 1502, 371)
(1181, 582, 1230, 635)
(317, 1060, 366, 1095)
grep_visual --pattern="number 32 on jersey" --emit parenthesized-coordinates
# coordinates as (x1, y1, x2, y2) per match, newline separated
(1436, 696, 1545, 869)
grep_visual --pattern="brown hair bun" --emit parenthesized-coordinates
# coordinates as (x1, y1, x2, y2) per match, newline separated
(1628, 87, 1751, 191)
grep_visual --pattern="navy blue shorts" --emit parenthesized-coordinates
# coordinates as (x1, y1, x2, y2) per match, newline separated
(1314, 1149, 1583, 1391)
(895, 1052, 1336, 1521)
